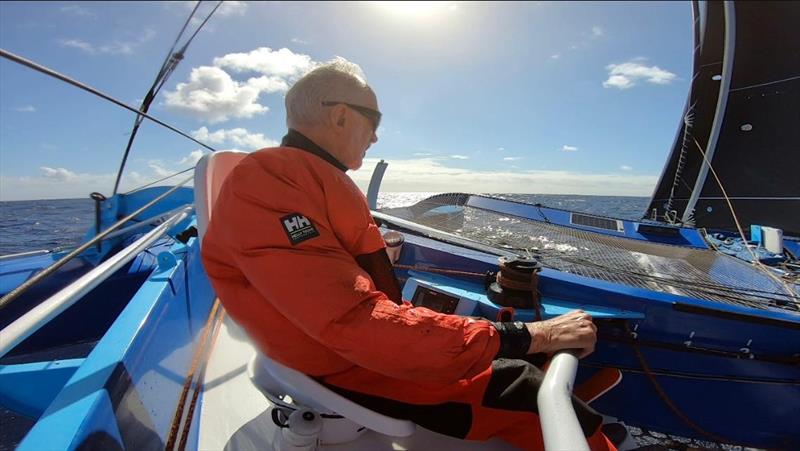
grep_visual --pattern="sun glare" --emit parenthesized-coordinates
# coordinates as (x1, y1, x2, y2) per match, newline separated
(374, 1, 455, 16)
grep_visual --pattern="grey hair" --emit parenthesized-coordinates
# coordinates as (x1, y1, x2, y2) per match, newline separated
(285, 58, 370, 128)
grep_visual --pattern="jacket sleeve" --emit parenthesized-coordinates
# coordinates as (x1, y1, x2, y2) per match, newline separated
(223, 166, 500, 384)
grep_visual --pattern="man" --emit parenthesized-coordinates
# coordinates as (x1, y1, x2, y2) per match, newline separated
(201, 59, 614, 450)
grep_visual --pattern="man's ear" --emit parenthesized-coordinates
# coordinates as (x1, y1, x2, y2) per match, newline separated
(329, 105, 347, 131)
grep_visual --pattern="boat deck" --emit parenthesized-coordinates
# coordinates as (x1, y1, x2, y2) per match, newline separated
(198, 314, 515, 450)
(381, 199, 800, 313)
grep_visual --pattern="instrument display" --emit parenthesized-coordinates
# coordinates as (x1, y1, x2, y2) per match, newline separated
(411, 286, 460, 314)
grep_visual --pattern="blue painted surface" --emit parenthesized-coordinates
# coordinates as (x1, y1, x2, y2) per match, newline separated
(405, 271, 645, 322)
(0, 240, 168, 358)
(0, 358, 83, 418)
(17, 223, 215, 450)
(396, 232, 800, 448)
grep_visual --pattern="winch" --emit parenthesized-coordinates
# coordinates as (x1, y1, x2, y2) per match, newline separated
(486, 256, 543, 319)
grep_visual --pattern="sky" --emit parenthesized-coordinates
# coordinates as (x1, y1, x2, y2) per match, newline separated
(0, 1, 694, 201)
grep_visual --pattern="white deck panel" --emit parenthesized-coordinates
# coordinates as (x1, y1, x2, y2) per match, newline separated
(198, 315, 516, 450)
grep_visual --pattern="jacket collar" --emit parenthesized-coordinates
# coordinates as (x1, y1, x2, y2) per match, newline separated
(281, 129, 348, 172)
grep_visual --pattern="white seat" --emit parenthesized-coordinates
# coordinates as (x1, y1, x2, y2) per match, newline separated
(193, 150, 416, 440)
(248, 353, 416, 438)
(194, 150, 249, 243)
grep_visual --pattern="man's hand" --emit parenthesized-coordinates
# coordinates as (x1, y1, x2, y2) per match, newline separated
(525, 310, 597, 358)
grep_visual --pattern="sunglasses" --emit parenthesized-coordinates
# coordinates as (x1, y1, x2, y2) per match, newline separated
(322, 101, 382, 132)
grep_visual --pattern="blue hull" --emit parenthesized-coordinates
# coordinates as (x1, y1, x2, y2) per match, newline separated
(1, 189, 798, 449)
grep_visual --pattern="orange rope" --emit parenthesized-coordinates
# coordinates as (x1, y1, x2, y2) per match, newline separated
(393, 263, 487, 278)
(178, 309, 227, 450)
(166, 298, 221, 450)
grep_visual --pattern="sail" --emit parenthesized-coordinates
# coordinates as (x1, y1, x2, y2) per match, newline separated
(647, 1, 800, 237)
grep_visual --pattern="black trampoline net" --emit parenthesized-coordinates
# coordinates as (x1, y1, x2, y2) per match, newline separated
(379, 193, 800, 313)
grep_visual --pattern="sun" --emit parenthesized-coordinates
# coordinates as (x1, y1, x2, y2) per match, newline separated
(373, 1, 455, 16)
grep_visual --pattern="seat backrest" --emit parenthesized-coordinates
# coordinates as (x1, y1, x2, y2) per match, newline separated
(194, 150, 248, 244)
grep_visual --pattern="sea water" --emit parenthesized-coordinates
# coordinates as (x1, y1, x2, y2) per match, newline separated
(0, 194, 650, 255)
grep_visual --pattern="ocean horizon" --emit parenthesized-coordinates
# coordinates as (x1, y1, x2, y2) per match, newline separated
(0, 193, 651, 255)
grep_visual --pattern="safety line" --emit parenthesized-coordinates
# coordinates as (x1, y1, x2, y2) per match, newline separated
(166, 298, 221, 450)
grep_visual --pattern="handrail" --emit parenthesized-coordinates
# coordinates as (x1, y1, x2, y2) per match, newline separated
(0, 176, 193, 310)
(536, 350, 590, 451)
(0, 249, 54, 261)
(101, 204, 192, 242)
(0, 206, 193, 359)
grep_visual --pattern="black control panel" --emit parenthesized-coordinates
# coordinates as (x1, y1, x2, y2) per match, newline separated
(411, 286, 460, 314)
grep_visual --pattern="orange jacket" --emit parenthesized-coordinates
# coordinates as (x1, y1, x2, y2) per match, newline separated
(201, 143, 500, 384)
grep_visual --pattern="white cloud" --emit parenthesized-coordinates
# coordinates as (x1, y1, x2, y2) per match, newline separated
(169, 0, 247, 16)
(550, 54, 560, 60)
(214, 47, 315, 79)
(620, 165, 633, 171)
(591, 26, 604, 37)
(413, 152, 433, 157)
(61, 5, 96, 18)
(449, 155, 469, 160)
(503, 157, 522, 161)
(164, 66, 271, 123)
(15, 105, 36, 112)
(0, 169, 157, 201)
(348, 158, 657, 196)
(165, 48, 317, 123)
(60, 39, 94, 53)
(603, 59, 677, 89)
(151, 149, 209, 175)
(178, 149, 206, 166)
(291, 37, 309, 45)
(191, 126, 278, 150)
(40, 166, 77, 181)
(1, 150, 211, 201)
(59, 29, 156, 55)
(562, 145, 578, 152)
(217, 1, 248, 16)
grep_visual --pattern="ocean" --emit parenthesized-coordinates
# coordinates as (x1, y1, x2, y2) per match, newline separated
(0, 194, 651, 255)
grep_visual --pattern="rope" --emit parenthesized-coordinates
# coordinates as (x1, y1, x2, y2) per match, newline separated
(177, 308, 226, 451)
(166, 298, 221, 450)
(691, 137, 799, 303)
(392, 263, 487, 279)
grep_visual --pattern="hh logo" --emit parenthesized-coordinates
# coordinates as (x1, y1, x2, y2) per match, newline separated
(280, 213, 320, 245)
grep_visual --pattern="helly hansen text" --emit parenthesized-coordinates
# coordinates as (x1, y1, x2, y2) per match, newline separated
(280, 213, 320, 245)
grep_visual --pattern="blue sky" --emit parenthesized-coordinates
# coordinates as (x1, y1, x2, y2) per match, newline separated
(0, 1, 693, 201)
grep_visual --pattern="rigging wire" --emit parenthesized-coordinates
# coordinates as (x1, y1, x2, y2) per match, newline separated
(123, 166, 196, 196)
(112, 1, 223, 195)
(0, 48, 218, 153)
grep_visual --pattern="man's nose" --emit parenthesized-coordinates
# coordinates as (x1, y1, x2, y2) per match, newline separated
(371, 130, 378, 144)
